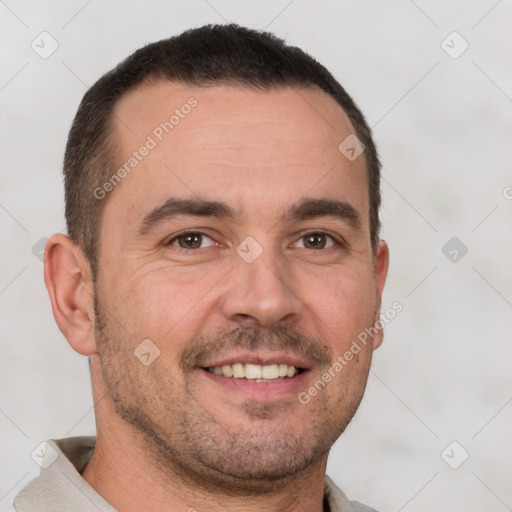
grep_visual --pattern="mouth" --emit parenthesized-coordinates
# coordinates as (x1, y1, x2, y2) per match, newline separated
(198, 354, 312, 401)
(203, 362, 306, 383)
(196, 351, 313, 400)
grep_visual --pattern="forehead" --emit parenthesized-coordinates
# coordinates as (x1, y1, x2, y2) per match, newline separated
(105, 80, 368, 225)
(114, 80, 355, 152)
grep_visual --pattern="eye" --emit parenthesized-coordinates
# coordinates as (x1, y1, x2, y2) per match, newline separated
(168, 232, 216, 249)
(293, 232, 336, 250)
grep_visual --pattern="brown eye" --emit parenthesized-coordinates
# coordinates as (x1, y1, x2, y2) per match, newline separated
(169, 232, 214, 249)
(303, 233, 327, 249)
(292, 232, 338, 250)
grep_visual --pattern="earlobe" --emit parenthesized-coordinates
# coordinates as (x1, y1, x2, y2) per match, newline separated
(43, 233, 97, 356)
(372, 240, 390, 350)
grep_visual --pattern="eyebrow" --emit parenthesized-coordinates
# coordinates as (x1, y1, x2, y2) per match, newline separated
(138, 198, 235, 235)
(288, 198, 362, 230)
(138, 196, 361, 236)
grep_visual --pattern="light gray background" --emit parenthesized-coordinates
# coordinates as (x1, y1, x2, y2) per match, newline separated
(1, 1, 511, 510)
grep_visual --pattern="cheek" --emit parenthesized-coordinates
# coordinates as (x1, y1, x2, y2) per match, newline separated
(106, 266, 222, 349)
(300, 265, 377, 340)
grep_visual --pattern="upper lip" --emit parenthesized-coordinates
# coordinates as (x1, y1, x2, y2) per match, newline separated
(200, 351, 312, 370)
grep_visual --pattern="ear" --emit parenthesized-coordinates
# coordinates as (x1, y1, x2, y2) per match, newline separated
(43, 233, 97, 356)
(371, 239, 389, 350)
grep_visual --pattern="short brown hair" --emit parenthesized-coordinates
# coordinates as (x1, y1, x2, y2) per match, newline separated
(64, 23, 381, 279)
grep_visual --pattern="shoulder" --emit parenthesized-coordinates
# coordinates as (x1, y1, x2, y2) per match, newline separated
(348, 501, 381, 512)
(324, 475, 381, 512)
(12, 476, 44, 512)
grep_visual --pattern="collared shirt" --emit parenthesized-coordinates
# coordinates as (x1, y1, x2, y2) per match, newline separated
(13, 437, 380, 512)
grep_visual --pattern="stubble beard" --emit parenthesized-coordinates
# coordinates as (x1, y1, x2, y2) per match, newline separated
(92, 290, 373, 495)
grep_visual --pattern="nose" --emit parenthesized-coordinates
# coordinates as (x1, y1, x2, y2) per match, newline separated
(221, 245, 302, 328)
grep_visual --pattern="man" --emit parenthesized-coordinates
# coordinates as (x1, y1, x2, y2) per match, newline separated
(14, 24, 388, 512)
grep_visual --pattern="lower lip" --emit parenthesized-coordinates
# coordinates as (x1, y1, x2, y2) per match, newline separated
(200, 368, 310, 401)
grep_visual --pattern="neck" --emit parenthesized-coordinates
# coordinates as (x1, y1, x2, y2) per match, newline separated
(82, 428, 328, 512)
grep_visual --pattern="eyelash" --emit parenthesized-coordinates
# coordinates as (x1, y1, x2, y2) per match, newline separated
(166, 230, 345, 250)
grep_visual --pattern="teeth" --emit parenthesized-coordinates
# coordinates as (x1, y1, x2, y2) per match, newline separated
(208, 363, 300, 379)
(232, 363, 244, 378)
(222, 364, 233, 377)
(245, 364, 262, 379)
(262, 364, 280, 379)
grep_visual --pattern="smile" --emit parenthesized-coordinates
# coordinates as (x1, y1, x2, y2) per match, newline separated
(205, 363, 304, 381)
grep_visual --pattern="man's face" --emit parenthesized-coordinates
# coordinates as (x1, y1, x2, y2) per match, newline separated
(92, 81, 388, 490)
